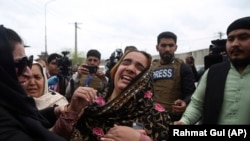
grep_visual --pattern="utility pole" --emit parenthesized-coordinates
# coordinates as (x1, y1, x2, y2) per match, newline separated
(218, 32, 224, 39)
(71, 22, 81, 64)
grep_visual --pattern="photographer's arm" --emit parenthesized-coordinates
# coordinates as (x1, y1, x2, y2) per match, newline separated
(65, 64, 88, 96)
(96, 69, 107, 82)
(95, 69, 108, 89)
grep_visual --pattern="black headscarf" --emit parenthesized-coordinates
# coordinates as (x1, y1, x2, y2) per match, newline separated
(0, 25, 65, 141)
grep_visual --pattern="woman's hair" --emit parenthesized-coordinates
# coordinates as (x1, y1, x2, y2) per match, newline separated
(124, 45, 137, 53)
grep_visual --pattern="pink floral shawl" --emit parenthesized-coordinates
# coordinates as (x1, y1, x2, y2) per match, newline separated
(71, 67, 171, 141)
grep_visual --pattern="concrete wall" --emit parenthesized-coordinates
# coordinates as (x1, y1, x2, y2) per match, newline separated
(152, 48, 209, 66)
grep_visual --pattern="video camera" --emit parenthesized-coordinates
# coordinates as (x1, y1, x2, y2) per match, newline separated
(204, 39, 227, 70)
(56, 51, 72, 77)
(82, 65, 98, 74)
(106, 48, 123, 70)
(209, 39, 226, 55)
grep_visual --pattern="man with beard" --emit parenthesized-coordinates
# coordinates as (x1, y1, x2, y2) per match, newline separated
(174, 16, 250, 125)
(151, 31, 196, 121)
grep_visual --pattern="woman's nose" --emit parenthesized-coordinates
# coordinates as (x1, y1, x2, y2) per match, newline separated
(125, 64, 136, 74)
(29, 77, 36, 84)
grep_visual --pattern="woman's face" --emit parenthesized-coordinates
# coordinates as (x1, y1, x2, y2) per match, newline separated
(114, 52, 148, 93)
(24, 64, 45, 98)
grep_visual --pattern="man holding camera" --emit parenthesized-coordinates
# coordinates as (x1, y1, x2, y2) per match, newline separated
(65, 49, 107, 101)
(46, 53, 62, 92)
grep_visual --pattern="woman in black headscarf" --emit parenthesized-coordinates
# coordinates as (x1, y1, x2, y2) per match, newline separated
(0, 25, 65, 141)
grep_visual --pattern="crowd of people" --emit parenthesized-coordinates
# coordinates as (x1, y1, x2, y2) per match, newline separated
(0, 16, 250, 141)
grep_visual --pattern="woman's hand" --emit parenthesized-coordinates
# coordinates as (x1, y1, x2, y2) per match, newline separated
(101, 125, 142, 141)
(68, 86, 97, 113)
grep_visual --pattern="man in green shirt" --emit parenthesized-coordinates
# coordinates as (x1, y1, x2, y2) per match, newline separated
(175, 16, 250, 125)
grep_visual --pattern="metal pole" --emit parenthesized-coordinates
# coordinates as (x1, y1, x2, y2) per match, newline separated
(75, 22, 77, 59)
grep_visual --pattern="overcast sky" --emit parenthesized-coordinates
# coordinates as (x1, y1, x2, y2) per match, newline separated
(1, 0, 250, 59)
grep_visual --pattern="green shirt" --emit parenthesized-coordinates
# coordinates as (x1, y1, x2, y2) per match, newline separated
(181, 64, 250, 124)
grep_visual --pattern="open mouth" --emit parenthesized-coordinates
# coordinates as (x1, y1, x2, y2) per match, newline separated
(121, 75, 132, 81)
(120, 75, 133, 84)
(27, 88, 38, 93)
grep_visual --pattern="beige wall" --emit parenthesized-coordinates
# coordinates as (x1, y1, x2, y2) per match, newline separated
(152, 48, 209, 66)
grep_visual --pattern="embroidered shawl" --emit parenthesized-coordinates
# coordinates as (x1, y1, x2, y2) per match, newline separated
(70, 66, 171, 141)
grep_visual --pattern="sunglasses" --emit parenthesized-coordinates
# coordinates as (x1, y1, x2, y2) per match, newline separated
(14, 55, 33, 76)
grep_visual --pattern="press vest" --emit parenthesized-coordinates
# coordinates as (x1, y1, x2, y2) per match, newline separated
(151, 58, 183, 112)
